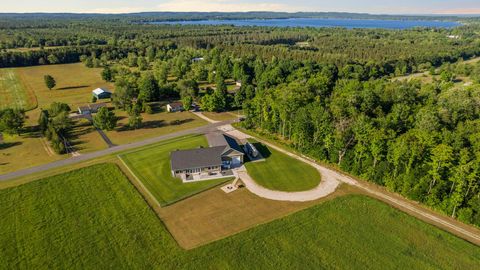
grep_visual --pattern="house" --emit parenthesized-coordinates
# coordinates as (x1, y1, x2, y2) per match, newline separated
(78, 103, 107, 115)
(92, 88, 112, 99)
(235, 81, 242, 87)
(167, 102, 184, 112)
(170, 134, 244, 180)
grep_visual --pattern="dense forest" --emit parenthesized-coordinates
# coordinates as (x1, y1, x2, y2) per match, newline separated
(1, 13, 480, 226)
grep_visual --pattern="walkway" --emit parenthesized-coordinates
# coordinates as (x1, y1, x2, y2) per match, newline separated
(96, 128, 115, 148)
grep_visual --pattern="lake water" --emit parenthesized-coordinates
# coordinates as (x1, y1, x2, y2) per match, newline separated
(152, 18, 460, 29)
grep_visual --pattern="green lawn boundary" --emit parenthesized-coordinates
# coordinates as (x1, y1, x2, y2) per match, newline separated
(118, 134, 234, 206)
(119, 154, 233, 206)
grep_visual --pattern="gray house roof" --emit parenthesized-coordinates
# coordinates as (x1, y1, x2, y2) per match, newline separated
(171, 133, 245, 172)
(206, 133, 243, 154)
(171, 146, 225, 171)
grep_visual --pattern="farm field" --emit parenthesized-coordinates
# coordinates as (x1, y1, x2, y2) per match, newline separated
(0, 68, 36, 110)
(245, 140, 321, 192)
(1, 163, 479, 269)
(120, 135, 231, 206)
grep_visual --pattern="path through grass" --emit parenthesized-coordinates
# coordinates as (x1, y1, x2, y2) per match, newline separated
(0, 68, 36, 110)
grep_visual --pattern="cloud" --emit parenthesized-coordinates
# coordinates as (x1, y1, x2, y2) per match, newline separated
(84, 7, 149, 14)
(156, 0, 299, 12)
(434, 8, 480, 15)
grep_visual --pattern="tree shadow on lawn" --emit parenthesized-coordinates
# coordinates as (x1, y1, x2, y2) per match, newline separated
(68, 121, 96, 150)
(116, 120, 166, 132)
(0, 141, 22, 150)
(57, 85, 90, 90)
(22, 126, 43, 139)
(115, 118, 195, 132)
(149, 102, 165, 114)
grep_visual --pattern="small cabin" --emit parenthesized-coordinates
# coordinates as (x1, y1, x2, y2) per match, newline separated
(167, 102, 184, 112)
(92, 88, 112, 99)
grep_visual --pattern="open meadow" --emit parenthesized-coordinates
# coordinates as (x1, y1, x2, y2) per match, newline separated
(0, 118, 108, 174)
(0, 68, 36, 110)
(245, 140, 322, 192)
(120, 135, 230, 206)
(0, 163, 478, 269)
(106, 108, 207, 145)
(15, 63, 114, 110)
(0, 64, 207, 175)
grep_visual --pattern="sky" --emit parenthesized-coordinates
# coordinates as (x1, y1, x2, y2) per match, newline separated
(2, 0, 480, 15)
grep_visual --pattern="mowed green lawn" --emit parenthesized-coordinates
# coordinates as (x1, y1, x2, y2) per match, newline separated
(0, 68, 36, 110)
(1, 164, 478, 269)
(245, 140, 321, 191)
(120, 135, 231, 206)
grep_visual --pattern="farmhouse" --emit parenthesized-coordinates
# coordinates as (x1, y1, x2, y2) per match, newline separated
(170, 134, 244, 181)
(167, 102, 184, 112)
(92, 88, 112, 99)
(78, 103, 107, 115)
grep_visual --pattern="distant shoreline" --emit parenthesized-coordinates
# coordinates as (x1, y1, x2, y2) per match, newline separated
(148, 17, 462, 29)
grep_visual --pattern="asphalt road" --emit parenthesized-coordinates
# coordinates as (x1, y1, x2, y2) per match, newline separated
(0, 121, 231, 182)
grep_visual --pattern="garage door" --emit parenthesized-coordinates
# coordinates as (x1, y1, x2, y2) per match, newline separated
(232, 156, 241, 165)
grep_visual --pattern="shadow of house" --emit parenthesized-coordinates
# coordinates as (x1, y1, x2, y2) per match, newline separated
(251, 142, 271, 159)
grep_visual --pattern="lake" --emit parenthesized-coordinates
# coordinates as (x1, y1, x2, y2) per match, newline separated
(152, 18, 461, 29)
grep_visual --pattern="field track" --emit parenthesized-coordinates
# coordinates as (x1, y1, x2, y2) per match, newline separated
(0, 69, 36, 110)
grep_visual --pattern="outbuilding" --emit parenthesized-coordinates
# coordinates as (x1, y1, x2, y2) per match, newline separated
(167, 102, 184, 112)
(78, 103, 107, 115)
(92, 88, 112, 99)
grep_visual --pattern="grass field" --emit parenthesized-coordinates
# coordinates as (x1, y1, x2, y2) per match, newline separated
(1, 164, 479, 269)
(120, 135, 231, 206)
(105, 108, 207, 145)
(0, 68, 36, 110)
(202, 111, 239, 121)
(15, 63, 114, 110)
(0, 118, 107, 174)
(245, 140, 321, 192)
(0, 132, 63, 175)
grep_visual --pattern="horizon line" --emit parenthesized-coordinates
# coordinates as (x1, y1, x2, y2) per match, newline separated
(0, 11, 478, 16)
